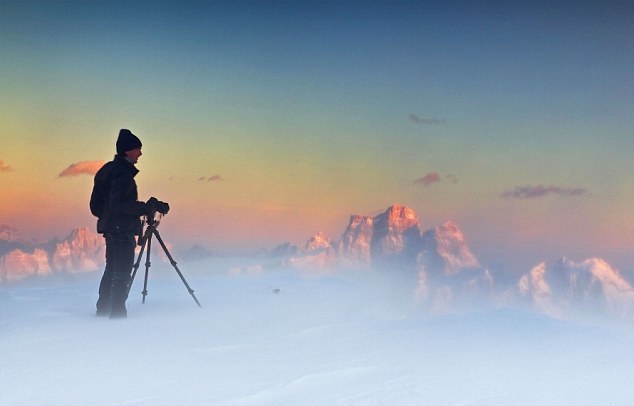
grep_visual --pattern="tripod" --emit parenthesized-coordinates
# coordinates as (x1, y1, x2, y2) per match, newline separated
(128, 212, 201, 307)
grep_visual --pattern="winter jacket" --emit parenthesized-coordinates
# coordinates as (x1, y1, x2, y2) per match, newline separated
(90, 155, 147, 234)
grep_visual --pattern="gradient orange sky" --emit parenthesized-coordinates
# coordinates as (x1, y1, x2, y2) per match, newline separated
(1, 1, 633, 274)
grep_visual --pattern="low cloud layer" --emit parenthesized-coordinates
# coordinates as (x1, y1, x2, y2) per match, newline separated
(198, 175, 223, 182)
(414, 172, 458, 187)
(58, 161, 104, 177)
(408, 114, 445, 125)
(501, 185, 588, 199)
(415, 172, 441, 186)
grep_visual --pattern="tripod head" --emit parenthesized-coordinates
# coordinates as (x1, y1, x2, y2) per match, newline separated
(144, 197, 170, 227)
(138, 211, 163, 247)
(138, 198, 168, 246)
(145, 210, 163, 227)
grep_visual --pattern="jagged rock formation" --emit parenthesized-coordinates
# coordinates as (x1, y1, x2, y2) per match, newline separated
(337, 205, 422, 267)
(304, 232, 334, 254)
(287, 232, 337, 269)
(0, 248, 51, 281)
(0, 227, 105, 283)
(52, 227, 104, 273)
(414, 221, 492, 312)
(336, 206, 480, 272)
(284, 205, 493, 312)
(518, 257, 634, 319)
(417, 221, 480, 275)
(371, 205, 422, 265)
(337, 215, 374, 265)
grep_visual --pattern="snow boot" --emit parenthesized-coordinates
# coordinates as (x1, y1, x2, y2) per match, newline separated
(95, 300, 110, 317)
(109, 273, 130, 319)
(96, 273, 112, 316)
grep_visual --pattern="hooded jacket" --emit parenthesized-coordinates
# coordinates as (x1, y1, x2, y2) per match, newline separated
(91, 155, 147, 234)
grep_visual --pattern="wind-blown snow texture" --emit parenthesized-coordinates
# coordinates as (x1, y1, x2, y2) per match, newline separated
(1, 260, 633, 406)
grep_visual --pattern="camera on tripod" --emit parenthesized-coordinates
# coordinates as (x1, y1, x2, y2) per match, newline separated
(130, 197, 201, 307)
(145, 197, 170, 223)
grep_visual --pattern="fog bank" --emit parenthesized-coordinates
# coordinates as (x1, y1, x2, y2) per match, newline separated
(1, 261, 633, 405)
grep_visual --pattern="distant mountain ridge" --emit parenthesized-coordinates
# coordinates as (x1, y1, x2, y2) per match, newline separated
(2, 205, 632, 320)
(0, 227, 104, 282)
(518, 257, 634, 319)
(276, 205, 483, 274)
(267, 204, 633, 319)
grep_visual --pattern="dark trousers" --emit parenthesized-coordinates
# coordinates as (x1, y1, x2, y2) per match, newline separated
(96, 232, 136, 316)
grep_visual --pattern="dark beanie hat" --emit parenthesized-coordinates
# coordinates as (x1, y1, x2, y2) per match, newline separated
(116, 129, 142, 155)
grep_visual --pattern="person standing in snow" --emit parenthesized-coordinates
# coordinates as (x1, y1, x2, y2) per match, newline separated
(90, 129, 169, 319)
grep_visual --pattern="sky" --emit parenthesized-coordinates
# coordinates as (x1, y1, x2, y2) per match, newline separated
(1, 0, 633, 274)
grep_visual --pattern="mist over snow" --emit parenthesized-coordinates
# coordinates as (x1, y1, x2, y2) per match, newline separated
(2, 258, 634, 406)
(2, 205, 634, 404)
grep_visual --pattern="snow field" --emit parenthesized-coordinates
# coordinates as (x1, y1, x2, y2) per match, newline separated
(1, 263, 633, 405)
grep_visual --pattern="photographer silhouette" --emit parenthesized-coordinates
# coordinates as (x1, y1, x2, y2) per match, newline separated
(90, 129, 172, 319)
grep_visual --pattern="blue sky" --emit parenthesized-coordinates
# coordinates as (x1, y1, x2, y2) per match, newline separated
(1, 0, 633, 273)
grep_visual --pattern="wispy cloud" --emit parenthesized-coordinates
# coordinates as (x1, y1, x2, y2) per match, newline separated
(58, 160, 104, 177)
(0, 160, 14, 173)
(408, 114, 445, 125)
(414, 172, 441, 187)
(198, 175, 223, 182)
(501, 185, 588, 199)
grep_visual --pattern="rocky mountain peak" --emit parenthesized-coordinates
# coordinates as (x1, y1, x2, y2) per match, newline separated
(375, 204, 419, 231)
(371, 205, 422, 261)
(419, 221, 480, 274)
(337, 214, 374, 264)
(52, 227, 104, 274)
(304, 232, 333, 253)
(518, 257, 634, 319)
(1, 226, 105, 283)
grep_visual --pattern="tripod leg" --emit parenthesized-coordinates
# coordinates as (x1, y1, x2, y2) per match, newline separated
(142, 232, 153, 304)
(153, 229, 202, 307)
(128, 228, 151, 297)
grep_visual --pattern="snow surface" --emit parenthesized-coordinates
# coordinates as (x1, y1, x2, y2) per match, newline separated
(1, 259, 633, 406)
